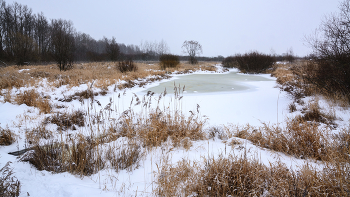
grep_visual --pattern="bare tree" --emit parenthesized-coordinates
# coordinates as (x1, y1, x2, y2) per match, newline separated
(306, 0, 350, 96)
(182, 40, 202, 64)
(105, 36, 120, 61)
(284, 47, 295, 63)
(157, 39, 169, 56)
(50, 19, 75, 71)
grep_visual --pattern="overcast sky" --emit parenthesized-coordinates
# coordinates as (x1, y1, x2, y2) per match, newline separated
(6, 0, 341, 57)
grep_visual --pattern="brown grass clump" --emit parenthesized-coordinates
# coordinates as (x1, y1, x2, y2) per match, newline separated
(0, 162, 21, 197)
(333, 128, 350, 163)
(21, 134, 102, 177)
(156, 155, 350, 196)
(159, 54, 180, 70)
(15, 89, 51, 114)
(228, 120, 332, 161)
(0, 67, 28, 90)
(117, 109, 205, 149)
(296, 101, 336, 126)
(46, 110, 85, 131)
(105, 141, 143, 172)
(0, 127, 15, 146)
(58, 89, 97, 102)
(25, 125, 53, 145)
(288, 102, 297, 113)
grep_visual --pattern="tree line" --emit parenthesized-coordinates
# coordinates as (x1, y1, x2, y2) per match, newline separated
(0, 1, 189, 67)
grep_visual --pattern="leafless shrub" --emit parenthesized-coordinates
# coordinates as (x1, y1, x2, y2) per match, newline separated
(159, 54, 180, 69)
(221, 56, 237, 68)
(116, 59, 138, 73)
(0, 162, 21, 197)
(222, 51, 275, 73)
(306, 0, 350, 102)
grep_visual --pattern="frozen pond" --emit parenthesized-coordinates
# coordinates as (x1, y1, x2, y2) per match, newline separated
(145, 70, 274, 94)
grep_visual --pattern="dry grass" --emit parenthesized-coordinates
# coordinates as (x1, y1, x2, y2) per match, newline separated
(0, 127, 15, 146)
(15, 89, 51, 114)
(156, 155, 350, 196)
(0, 62, 220, 92)
(228, 120, 331, 161)
(225, 116, 350, 163)
(0, 162, 21, 197)
(58, 89, 97, 102)
(273, 61, 350, 106)
(20, 90, 205, 179)
(25, 125, 53, 145)
(115, 102, 206, 150)
(296, 101, 336, 126)
(105, 140, 143, 172)
(45, 110, 85, 131)
(21, 134, 101, 176)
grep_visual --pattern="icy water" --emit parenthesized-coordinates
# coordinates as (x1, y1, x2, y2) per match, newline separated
(145, 71, 274, 94)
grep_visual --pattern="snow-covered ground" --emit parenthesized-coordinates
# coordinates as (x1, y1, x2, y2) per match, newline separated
(0, 65, 349, 196)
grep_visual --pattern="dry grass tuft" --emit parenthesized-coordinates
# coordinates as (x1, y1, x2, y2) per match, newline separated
(58, 89, 97, 102)
(105, 141, 143, 172)
(25, 125, 53, 145)
(157, 155, 350, 196)
(21, 134, 101, 176)
(228, 120, 332, 161)
(124, 110, 205, 149)
(15, 89, 51, 114)
(46, 110, 85, 131)
(228, 138, 242, 147)
(116, 60, 138, 73)
(288, 102, 297, 113)
(296, 101, 336, 126)
(0, 162, 21, 197)
(0, 127, 15, 146)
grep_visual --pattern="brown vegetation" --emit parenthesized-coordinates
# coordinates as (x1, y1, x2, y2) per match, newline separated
(222, 51, 275, 73)
(45, 110, 85, 131)
(14, 89, 51, 114)
(0, 162, 21, 197)
(156, 155, 350, 196)
(0, 127, 15, 146)
(116, 59, 138, 73)
(159, 54, 180, 69)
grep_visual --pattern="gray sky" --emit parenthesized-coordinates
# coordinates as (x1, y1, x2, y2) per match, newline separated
(6, 0, 341, 57)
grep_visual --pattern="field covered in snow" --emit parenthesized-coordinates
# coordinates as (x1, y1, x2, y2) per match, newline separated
(0, 63, 349, 196)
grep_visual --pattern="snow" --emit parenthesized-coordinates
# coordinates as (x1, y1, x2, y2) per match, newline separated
(0, 65, 349, 196)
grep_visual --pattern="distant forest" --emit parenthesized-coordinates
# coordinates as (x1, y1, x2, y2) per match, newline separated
(0, 0, 224, 66)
